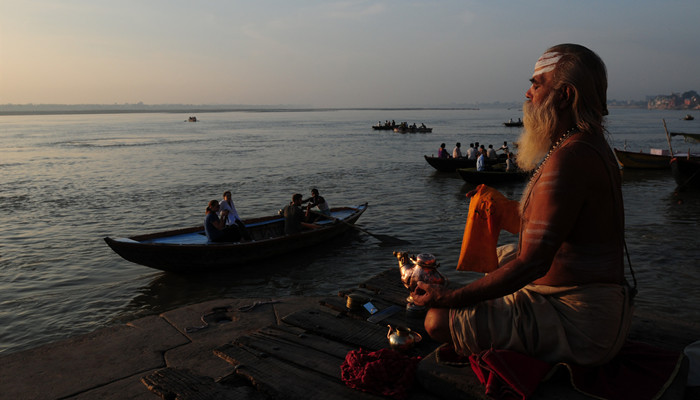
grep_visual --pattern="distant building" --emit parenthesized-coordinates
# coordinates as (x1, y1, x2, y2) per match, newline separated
(647, 90, 700, 110)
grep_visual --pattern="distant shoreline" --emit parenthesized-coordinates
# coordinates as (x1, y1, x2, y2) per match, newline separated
(0, 106, 485, 117)
(0, 103, 656, 117)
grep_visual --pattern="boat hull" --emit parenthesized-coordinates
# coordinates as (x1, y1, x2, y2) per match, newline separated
(394, 127, 432, 133)
(614, 148, 674, 169)
(424, 155, 476, 172)
(105, 204, 367, 272)
(671, 157, 700, 190)
(456, 167, 529, 185)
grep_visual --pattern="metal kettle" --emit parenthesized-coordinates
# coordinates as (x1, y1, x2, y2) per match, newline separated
(394, 251, 447, 292)
(386, 325, 421, 351)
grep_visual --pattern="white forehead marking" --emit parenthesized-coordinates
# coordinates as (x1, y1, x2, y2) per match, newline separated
(533, 51, 563, 77)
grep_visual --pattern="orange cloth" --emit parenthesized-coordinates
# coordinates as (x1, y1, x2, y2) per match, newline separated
(457, 184, 520, 273)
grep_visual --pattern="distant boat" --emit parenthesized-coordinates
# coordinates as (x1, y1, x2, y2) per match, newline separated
(372, 123, 396, 130)
(683, 114, 694, 121)
(394, 124, 432, 133)
(670, 157, 700, 190)
(187, 116, 198, 122)
(503, 119, 523, 127)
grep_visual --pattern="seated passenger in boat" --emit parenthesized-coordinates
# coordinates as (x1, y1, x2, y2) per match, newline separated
(476, 149, 489, 171)
(438, 143, 451, 159)
(453, 142, 463, 158)
(303, 188, 330, 221)
(204, 200, 242, 242)
(220, 190, 251, 240)
(466, 143, 477, 160)
(505, 152, 517, 172)
(412, 44, 633, 367)
(283, 193, 319, 235)
(486, 145, 498, 160)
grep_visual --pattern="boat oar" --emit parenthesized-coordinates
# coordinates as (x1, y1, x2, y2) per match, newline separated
(310, 210, 410, 247)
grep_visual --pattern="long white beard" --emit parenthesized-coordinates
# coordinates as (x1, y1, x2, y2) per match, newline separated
(516, 95, 559, 171)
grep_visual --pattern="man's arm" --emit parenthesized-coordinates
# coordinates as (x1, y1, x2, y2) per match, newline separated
(414, 145, 588, 308)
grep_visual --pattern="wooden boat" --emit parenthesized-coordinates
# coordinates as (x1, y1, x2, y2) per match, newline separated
(670, 131, 700, 144)
(394, 125, 432, 133)
(424, 155, 476, 172)
(371, 124, 396, 130)
(614, 148, 700, 169)
(683, 114, 694, 121)
(670, 157, 700, 190)
(456, 167, 529, 185)
(187, 116, 198, 122)
(104, 204, 368, 272)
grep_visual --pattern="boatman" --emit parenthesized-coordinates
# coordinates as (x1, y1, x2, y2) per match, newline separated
(283, 193, 319, 235)
(412, 44, 633, 366)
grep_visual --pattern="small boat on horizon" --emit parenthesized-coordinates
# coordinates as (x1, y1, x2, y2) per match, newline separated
(683, 114, 694, 121)
(105, 204, 368, 272)
(503, 118, 523, 127)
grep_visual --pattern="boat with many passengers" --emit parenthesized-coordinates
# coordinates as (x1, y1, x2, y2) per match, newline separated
(105, 203, 367, 272)
(424, 155, 477, 172)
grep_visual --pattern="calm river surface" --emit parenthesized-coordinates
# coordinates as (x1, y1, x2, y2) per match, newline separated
(1, 108, 699, 354)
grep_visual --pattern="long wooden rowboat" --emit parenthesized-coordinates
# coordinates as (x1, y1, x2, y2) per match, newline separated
(456, 167, 529, 185)
(614, 148, 700, 169)
(104, 203, 367, 272)
(424, 155, 477, 172)
(670, 157, 700, 190)
(614, 148, 674, 169)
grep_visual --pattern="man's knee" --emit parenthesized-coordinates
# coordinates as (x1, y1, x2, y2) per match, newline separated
(424, 308, 452, 343)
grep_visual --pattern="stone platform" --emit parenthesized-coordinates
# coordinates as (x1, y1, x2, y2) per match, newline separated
(1, 268, 698, 399)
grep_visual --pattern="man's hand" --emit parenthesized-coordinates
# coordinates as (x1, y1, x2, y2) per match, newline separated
(411, 281, 449, 307)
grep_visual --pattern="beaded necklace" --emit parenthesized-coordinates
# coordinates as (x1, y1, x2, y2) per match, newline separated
(523, 127, 579, 200)
(531, 127, 578, 179)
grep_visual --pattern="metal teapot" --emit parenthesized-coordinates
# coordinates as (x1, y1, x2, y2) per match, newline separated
(393, 251, 446, 292)
(387, 325, 422, 351)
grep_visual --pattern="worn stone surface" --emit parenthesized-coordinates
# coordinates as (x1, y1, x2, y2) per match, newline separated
(0, 296, 327, 400)
(2, 282, 698, 400)
(65, 371, 159, 400)
(0, 315, 187, 399)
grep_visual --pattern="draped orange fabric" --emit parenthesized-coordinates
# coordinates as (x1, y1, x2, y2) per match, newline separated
(457, 184, 521, 273)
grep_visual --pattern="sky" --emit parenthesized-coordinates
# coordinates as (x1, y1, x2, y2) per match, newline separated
(2, 0, 699, 108)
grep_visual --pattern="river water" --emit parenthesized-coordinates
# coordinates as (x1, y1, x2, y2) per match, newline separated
(1, 107, 699, 355)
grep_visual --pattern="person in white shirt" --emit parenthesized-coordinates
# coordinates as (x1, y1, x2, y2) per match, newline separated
(220, 190, 251, 240)
(466, 143, 477, 160)
(487, 144, 498, 160)
(453, 142, 463, 158)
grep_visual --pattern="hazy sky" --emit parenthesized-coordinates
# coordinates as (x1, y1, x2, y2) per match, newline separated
(2, 1, 699, 107)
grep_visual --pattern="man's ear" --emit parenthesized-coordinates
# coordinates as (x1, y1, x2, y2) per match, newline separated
(558, 85, 574, 109)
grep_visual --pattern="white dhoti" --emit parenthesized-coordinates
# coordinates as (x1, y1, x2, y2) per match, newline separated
(449, 283, 633, 366)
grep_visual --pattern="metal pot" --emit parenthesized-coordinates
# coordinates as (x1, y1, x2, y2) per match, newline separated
(387, 325, 422, 351)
